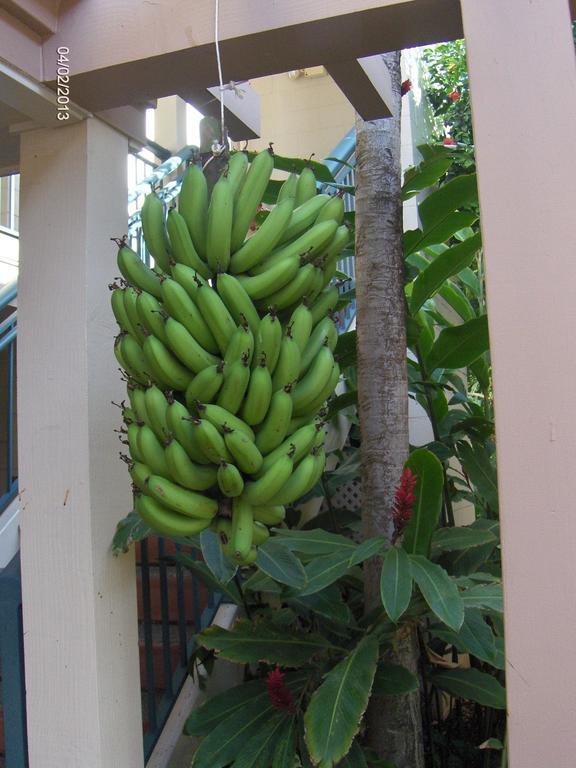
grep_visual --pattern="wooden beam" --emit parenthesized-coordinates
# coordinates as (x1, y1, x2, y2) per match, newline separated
(0, 0, 59, 37)
(41, 0, 462, 113)
(326, 55, 393, 120)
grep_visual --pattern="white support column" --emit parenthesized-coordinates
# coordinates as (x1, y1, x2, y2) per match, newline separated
(155, 95, 188, 153)
(18, 119, 144, 768)
(461, 2, 576, 766)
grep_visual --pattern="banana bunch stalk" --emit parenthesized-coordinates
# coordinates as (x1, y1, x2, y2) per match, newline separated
(112, 149, 349, 565)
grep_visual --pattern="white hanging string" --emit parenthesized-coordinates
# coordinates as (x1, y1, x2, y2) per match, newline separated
(213, 0, 227, 155)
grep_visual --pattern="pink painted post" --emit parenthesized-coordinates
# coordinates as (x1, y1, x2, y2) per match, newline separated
(461, 1, 576, 765)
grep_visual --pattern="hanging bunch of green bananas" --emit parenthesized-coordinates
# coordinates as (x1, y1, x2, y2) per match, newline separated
(111, 148, 349, 565)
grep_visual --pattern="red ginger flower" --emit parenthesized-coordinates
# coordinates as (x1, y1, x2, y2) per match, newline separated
(267, 668, 295, 713)
(392, 467, 418, 542)
(448, 89, 461, 102)
(443, 136, 457, 146)
(401, 79, 412, 97)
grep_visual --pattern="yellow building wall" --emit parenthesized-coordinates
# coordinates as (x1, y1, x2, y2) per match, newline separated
(242, 68, 355, 161)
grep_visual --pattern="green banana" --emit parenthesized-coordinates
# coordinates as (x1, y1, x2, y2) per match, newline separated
(295, 166, 317, 207)
(165, 437, 217, 490)
(309, 285, 339, 326)
(196, 402, 256, 441)
(117, 243, 163, 299)
(161, 277, 219, 354)
(164, 317, 220, 374)
(129, 460, 151, 491)
(241, 451, 294, 504)
(216, 273, 261, 336)
(263, 263, 316, 311)
(300, 315, 338, 374)
(206, 172, 233, 272)
(252, 504, 286, 525)
(141, 192, 172, 272)
(185, 362, 225, 410)
(143, 333, 194, 390)
(194, 418, 232, 464)
(315, 194, 345, 225)
(217, 461, 245, 497)
(166, 208, 212, 278)
(146, 473, 218, 519)
(136, 291, 169, 345)
(298, 361, 341, 418)
(278, 194, 329, 244)
(171, 263, 208, 299)
(266, 452, 317, 505)
(224, 428, 263, 474)
(253, 311, 282, 373)
(143, 384, 170, 441)
(255, 387, 293, 454)
(288, 304, 313, 353)
(136, 494, 211, 537)
(121, 406, 136, 424)
(179, 164, 208, 259)
(110, 286, 139, 337)
(251, 220, 338, 275)
(123, 286, 147, 343)
(137, 424, 171, 477)
(166, 400, 211, 464)
(271, 330, 301, 392)
(216, 354, 251, 413)
(277, 172, 298, 202)
(231, 148, 274, 251)
(257, 422, 318, 476)
(252, 521, 270, 546)
(238, 254, 300, 301)
(229, 198, 294, 274)
(126, 424, 145, 463)
(227, 151, 249, 200)
(223, 323, 254, 366)
(194, 283, 237, 356)
(305, 265, 324, 304)
(241, 355, 272, 426)
(307, 447, 327, 493)
(128, 386, 148, 423)
(320, 225, 350, 287)
(120, 334, 151, 385)
(292, 345, 334, 415)
(230, 497, 254, 558)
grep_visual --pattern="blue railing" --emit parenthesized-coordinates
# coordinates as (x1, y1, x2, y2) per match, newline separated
(0, 280, 18, 513)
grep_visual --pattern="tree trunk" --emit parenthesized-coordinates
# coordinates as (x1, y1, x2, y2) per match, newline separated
(355, 51, 425, 768)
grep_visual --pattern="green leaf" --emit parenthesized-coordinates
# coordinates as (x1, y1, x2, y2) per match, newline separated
(410, 232, 481, 313)
(431, 526, 497, 555)
(335, 330, 357, 368)
(200, 528, 237, 584)
(438, 281, 476, 322)
(198, 619, 336, 666)
(256, 541, 307, 589)
(404, 212, 477, 256)
(410, 556, 464, 631)
(336, 740, 369, 767)
(233, 712, 289, 768)
(431, 668, 506, 709)
(418, 173, 478, 231)
(290, 585, 353, 625)
(373, 663, 419, 696)
(380, 547, 413, 622)
(272, 716, 297, 768)
(461, 583, 504, 613)
(402, 449, 444, 557)
(184, 679, 268, 736)
(171, 553, 242, 604)
(350, 536, 385, 565)
(457, 441, 499, 513)
(304, 635, 379, 767)
(401, 156, 452, 200)
(430, 609, 499, 667)
(327, 390, 358, 419)
(112, 511, 150, 554)
(426, 315, 489, 371)
(190, 683, 292, 768)
(242, 570, 284, 593)
(300, 550, 354, 596)
(272, 528, 356, 555)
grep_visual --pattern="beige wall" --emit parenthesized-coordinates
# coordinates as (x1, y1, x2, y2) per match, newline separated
(243, 69, 355, 160)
